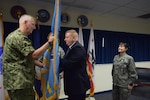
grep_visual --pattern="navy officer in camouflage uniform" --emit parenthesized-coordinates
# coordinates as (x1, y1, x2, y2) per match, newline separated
(112, 42, 138, 100)
(3, 14, 54, 100)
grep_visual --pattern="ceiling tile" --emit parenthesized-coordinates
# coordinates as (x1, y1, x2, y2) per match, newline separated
(92, 2, 119, 12)
(109, 7, 148, 17)
(74, 0, 96, 8)
(66, 6, 88, 13)
(126, 0, 150, 12)
(6, 0, 150, 23)
(99, 0, 135, 5)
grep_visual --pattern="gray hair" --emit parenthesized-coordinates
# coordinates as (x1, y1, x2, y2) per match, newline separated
(19, 14, 35, 24)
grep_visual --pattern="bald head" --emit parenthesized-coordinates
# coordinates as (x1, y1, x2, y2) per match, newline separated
(19, 14, 35, 24)
(19, 14, 36, 35)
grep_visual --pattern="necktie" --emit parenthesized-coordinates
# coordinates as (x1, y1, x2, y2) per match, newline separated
(66, 48, 71, 55)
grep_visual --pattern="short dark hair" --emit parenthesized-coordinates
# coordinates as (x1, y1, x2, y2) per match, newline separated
(119, 42, 130, 49)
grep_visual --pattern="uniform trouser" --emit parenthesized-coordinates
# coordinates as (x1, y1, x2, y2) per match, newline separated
(112, 85, 131, 100)
(8, 88, 35, 100)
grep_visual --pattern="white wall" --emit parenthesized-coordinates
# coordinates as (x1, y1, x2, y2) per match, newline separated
(59, 61, 150, 99)
(94, 61, 150, 93)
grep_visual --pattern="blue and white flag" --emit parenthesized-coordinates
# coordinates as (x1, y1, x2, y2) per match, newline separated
(40, 0, 61, 100)
(78, 25, 84, 46)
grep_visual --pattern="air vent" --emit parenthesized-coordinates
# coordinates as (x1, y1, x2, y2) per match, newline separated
(137, 13, 150, 19)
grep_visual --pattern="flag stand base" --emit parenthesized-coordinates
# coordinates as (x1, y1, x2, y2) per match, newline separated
(86, 96, 95, 100)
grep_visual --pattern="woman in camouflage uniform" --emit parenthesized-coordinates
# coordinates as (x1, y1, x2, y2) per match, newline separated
(112, 42, 138, 100)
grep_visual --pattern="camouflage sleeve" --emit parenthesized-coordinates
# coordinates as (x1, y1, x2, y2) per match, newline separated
(59, 46, 65, 59)
(127, 57, 138, 85)
(112, 57, 115, 76)
(112, 65, 114, 76)
(15, 36, 35, 57)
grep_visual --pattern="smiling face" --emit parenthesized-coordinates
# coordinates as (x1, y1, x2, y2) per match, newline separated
(64, 30, 78, 46)
(19, 14, 36, 35)
(64, 32, 74, 46)
(118, 43, 129, 53)
(25, 18, 36, 35)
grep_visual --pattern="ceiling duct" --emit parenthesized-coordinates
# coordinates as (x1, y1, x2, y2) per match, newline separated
(137, 13, 150, 19)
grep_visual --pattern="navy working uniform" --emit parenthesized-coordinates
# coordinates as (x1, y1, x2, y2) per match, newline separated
(3, 29, 35, 100)
(112, 53, 138, 100)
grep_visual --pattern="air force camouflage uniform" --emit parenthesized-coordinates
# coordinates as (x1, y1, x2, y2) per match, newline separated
(3, 29, 35, 100)
(112, 53, 138, 100)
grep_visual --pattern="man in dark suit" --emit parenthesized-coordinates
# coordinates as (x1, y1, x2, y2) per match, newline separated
(59, 29, 90, 100)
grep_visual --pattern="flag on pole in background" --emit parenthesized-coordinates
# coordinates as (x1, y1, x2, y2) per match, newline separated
(33, 18, 44, 100)
(40, 0, 61, 100)
(33, 18, 41, 49)
(78, 25, 84, 46)
(0, 13, 4, 100)
(87, 23, 95, 97)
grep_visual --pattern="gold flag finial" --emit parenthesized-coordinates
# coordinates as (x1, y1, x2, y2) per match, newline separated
(78, 18, 82, 27)
(36, 12, 39, 20)
(90, 20, 93, 27)
(36, 12, 40, 29)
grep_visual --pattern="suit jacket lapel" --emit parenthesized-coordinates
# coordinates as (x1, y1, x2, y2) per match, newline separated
(64, 41, 78, 57)
(65, 48, 71, 56)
